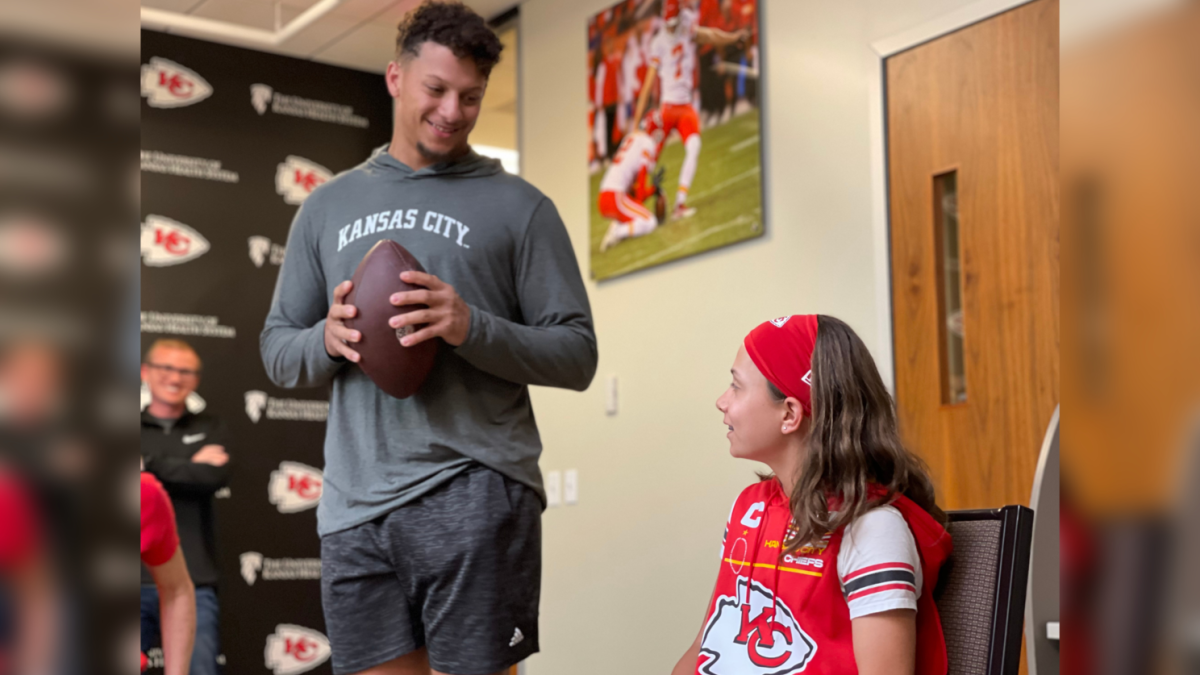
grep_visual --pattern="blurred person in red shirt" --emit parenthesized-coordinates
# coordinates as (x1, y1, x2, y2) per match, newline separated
(140, 470, 195, 675)
(140, 339, 228, 675)
(0, 342, 71, 675)
(0, 464, 56, 675)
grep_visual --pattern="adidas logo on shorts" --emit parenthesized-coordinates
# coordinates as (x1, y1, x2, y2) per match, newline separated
(509, 627, 524, 647)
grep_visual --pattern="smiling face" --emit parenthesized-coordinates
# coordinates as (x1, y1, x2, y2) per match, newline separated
(386, 41, 486, 168)
(141, 345, 200, 413)
(715, 345, 793, 464)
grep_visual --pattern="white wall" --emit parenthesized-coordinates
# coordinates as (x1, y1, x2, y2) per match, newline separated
(519, 1, 983, 672)
(472, 23, 519, 149)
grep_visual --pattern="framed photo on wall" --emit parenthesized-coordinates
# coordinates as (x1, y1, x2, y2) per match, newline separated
(587, 0, 763, 280)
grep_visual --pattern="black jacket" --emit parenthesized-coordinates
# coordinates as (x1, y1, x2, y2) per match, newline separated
(140, 409, 230, 586)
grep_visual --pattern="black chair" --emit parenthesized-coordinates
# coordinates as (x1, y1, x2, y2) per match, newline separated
(935, 506, 1035, 675)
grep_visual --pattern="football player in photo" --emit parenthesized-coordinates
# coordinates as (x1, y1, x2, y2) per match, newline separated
(632, 0, 746, 220)
(598, 112, 668, 251)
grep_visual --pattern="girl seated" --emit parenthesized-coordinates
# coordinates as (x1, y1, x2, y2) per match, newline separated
(673, 314, 953, 675)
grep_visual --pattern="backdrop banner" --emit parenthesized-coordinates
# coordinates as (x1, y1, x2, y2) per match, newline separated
(140, 29, 392, 675)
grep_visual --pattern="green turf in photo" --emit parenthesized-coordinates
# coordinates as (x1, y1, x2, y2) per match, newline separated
(589, 110, 764, 280)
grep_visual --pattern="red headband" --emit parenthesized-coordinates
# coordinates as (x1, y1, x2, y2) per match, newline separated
(743, 315, 819, 413)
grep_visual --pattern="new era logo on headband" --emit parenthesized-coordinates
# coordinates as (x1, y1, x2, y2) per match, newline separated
(770, 316, 792, 328)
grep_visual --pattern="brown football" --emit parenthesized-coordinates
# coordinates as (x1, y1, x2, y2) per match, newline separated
(343, 240, 438, 399)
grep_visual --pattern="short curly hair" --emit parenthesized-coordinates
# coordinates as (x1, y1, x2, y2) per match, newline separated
(394, 1, 504, 78)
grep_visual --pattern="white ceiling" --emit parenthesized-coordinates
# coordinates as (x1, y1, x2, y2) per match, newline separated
(141, 0, 518, 74)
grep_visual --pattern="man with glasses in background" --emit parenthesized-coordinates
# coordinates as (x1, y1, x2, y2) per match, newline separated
(140, 338, 229, 675)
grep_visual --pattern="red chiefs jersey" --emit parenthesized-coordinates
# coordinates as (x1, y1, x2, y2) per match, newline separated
(697, 479, 952, 675)
(141, 472, 179, 567)
(0, 469, 39, 572)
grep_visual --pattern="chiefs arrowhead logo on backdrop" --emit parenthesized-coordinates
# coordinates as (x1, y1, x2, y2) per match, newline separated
(268, 461, 323, 513)
(140, 381, 206, 413)
(245, 390, 268, 423)
(141, 57, 212, 108)
(699, 577, 817, 675)
(141, 215, 210, 267)
(275, 156, 331, 205)
(251, 83, 273, 115)
(264, 624, 331, 675)
(240, 551, 264, 586)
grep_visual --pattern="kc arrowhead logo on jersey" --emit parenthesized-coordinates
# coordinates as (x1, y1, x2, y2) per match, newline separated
(268, 461, 323, 513)
(141, 215, 210, 266)
(699, 577, 817, 675)
(141, 57, 213, 108)
(276, 156, 331, 205)
(264, 624, 331, 675)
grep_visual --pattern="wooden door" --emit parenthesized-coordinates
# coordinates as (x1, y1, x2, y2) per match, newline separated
(887, 0, 1059, 511)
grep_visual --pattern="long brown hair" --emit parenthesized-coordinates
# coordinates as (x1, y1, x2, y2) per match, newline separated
(769, 315, 945, 553)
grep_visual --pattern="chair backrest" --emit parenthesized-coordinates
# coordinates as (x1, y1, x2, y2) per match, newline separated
(936, 506, 1034, 675)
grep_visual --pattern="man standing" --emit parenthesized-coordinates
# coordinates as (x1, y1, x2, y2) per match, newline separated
(260, 3, 597, 675)
(140, 338, 229, 675)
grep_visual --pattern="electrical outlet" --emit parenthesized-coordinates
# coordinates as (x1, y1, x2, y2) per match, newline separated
(546, 470, 562, 507)
(564, 469, 578, 505)
(606, 375, 618, 415)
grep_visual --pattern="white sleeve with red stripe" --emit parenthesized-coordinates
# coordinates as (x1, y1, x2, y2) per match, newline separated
(837, 505, 922, 619)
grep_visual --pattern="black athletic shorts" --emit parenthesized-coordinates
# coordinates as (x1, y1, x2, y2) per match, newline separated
(320, 464, 542, 675)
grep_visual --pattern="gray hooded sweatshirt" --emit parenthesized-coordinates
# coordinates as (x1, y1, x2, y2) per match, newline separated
(261, 145, 597, 536)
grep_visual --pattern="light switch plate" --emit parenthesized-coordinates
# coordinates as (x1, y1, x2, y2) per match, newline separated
(564, 469, 578, 505)
(546, 470, 562, 507)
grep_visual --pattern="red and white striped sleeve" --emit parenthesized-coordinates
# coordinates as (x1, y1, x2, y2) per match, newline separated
(837, 505, 922, 619)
